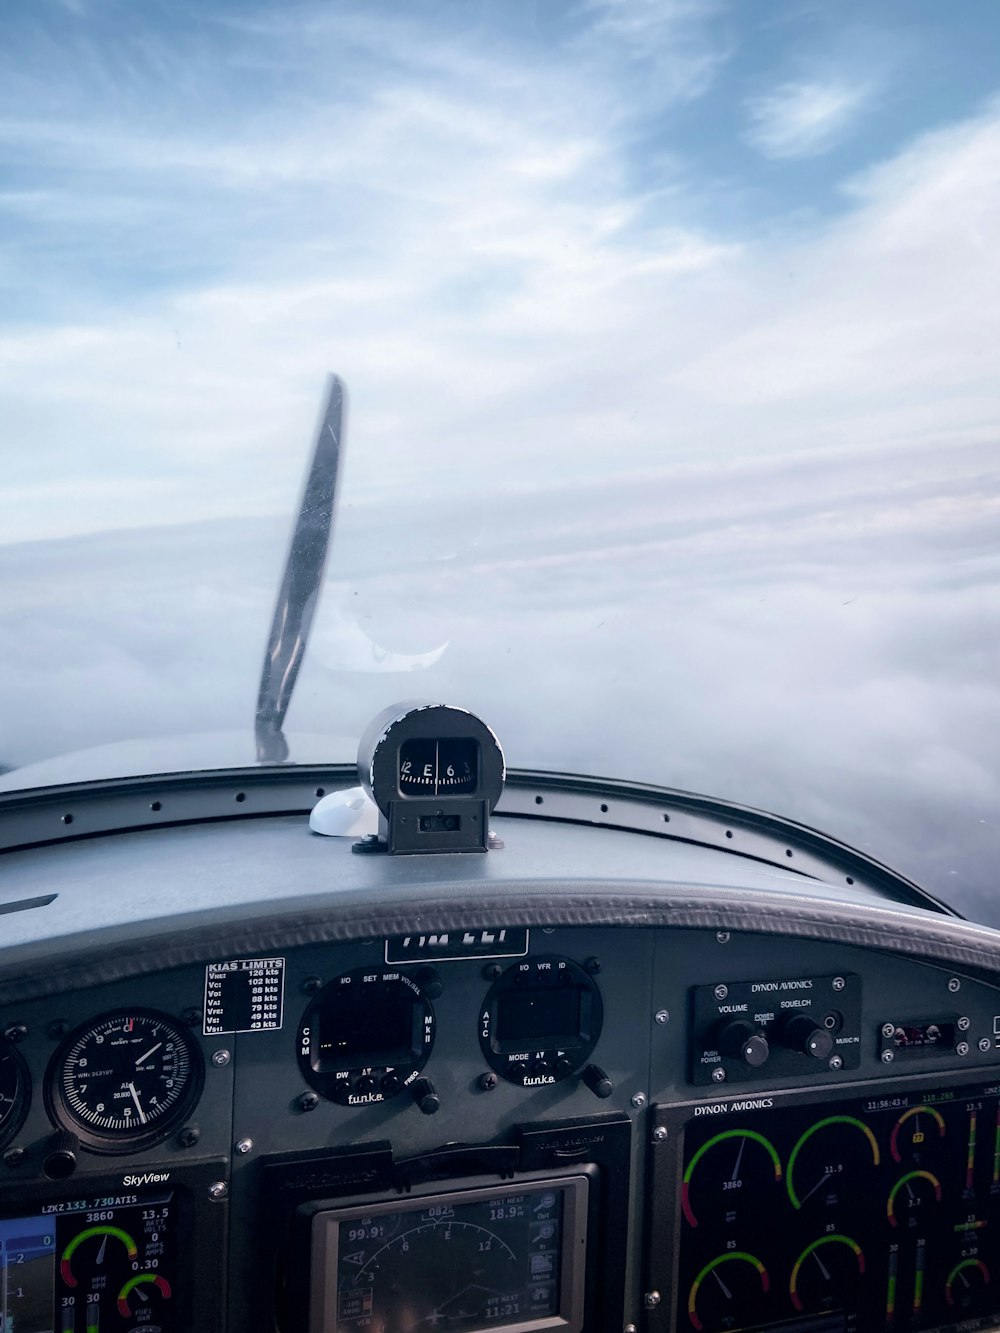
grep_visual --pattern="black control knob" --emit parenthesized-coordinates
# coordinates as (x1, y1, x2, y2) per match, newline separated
(717, 1020, 769, 1068)
(554, 1056, 575, 1079)
(43, 1131, 79, 1180)
(410, 1077, 440, 1115)
(415, 967, 443, 999)
(782, 1014, 834, 1060)
(355, 1075, 377, 1096)
(582, 1064, 614, 1098)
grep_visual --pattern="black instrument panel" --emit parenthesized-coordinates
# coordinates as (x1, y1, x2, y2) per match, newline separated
(3, 921, 1000, 1333)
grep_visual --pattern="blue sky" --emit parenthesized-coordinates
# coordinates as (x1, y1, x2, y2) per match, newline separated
(1, 2, 1000, 914)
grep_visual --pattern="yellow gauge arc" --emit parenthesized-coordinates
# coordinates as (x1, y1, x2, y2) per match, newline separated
(890, 1105, 946, 1162)
(789, 1234, 865, 1311)
(682, 1128, 781, 1227)
(787, 1115, 880, 1209)
(687, 1251, 769, 1332)
(887, 1169, 942, 1226)
(946, 1258, 990, 1307)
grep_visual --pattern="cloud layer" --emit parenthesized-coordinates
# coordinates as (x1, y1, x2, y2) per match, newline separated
(1, 1, 999, 920)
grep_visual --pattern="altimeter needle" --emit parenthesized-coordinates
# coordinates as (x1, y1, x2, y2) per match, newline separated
(127, 1081, 148, 1124)
(135, 1042, 162, 1065)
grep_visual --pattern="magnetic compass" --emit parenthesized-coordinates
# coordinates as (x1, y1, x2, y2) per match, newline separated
(356, 702, 505, 854)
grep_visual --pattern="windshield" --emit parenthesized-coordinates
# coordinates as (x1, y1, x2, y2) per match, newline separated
(2, 2, 998, 917)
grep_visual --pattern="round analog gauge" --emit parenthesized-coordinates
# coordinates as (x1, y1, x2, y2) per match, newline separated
(0, 1039, 30, 1149)
(48, 1010, 203, 1153)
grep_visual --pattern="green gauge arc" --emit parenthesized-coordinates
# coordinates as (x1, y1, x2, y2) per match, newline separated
(681, 1128, 781, 1227)
(789, 1234, 865, 1311)
(687, 1252, 770, 1332)
(787, 1115, 880, 1208)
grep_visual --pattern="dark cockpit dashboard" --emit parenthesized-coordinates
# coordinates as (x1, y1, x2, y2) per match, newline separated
(2, 762, 1000, 1333)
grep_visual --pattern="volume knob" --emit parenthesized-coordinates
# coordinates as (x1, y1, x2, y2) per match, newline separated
(717, 1020, 769, 1068)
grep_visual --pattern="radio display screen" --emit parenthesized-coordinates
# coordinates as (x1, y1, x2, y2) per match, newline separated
(310, 1175, 588, 1333)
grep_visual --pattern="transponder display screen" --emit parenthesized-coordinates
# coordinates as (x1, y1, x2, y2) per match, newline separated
(311, 1176, 588, 1333)
(495, 990, 584, 1046)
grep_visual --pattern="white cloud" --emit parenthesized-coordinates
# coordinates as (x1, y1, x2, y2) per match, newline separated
(744, 78, 874, 159)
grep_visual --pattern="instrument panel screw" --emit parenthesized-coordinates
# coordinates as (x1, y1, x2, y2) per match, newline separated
(644, 1292, 661, 1309)
(297, 1091, 320, 1112)
(47, 1020, 69, 1039)
(979, 1038, 992, 1053)
(881, 1050, 894, 1064)
(177, 1126, 200, 1149)
(948, 977, 962, 993)
(713, 985, 728, 1001)
(652, 1126, 668, 1142)
(208, 1181, 228, 1201)
(478, 1073, 498, 1092)
(211, 1050, 231, 1068)
(3, 1023, 27, 1044)
(957, 1042, 970, 1057)
(711, 1067, 727, 1083)
(882, 1023, 896, 1039)
(832, 977, 846, 992)
(302, 975, 324, 994)
(483, 964, 503, 981)
(631, 1092, 647, 1109)
(584, 957, 602, 975)
(957, 1016, 971, 1032)
(2, 1147, 24, 1168)
(654, 1010, 670, 1026)
(181, 1008, 202, 1027)
(829, 1055, 844, 1071)
(235, 1137, 254, 1155)
(715, 931, 730, 944)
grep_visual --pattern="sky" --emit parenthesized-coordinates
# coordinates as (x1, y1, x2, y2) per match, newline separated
(1, 1, 999, 918)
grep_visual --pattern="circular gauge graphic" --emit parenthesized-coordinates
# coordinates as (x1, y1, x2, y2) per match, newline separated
(681, 1128, 782, 1230)
(790, 1235, 865, 1313)
(786, 1115, 880, 1212)
(0, 1038, 30, 1149)
(47, 1010, 203, 1152)
(298, 968, 435, 1105)
(887, 1170, 943, 1229)
(687, 1252, 770, 1332)
(946, 1259, 991, 1312)
(890, 1105, 946, 1164)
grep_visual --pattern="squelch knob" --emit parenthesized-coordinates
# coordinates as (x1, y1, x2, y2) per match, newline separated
(410, 1077, 440, 1115)
(582, 1064, 614, 1099)
(717, 1020, 769, 1068)
(782, 1015, 834, 1060)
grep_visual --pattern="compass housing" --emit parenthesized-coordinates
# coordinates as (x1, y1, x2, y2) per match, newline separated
(356, 703, 505, 854)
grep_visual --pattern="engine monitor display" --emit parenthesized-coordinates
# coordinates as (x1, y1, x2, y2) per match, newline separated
(309, 1175, 588, 1333)
(0, 1192, 175, 1332)
(650, 1079, 1000, 1333)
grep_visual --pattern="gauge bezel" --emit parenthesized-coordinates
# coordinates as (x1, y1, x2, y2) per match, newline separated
(297, 968, 435, 1105)
(0, 1038, 31, 1151)
(479, 956, 604, 1086)
(45, 1007, 204, 1154)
